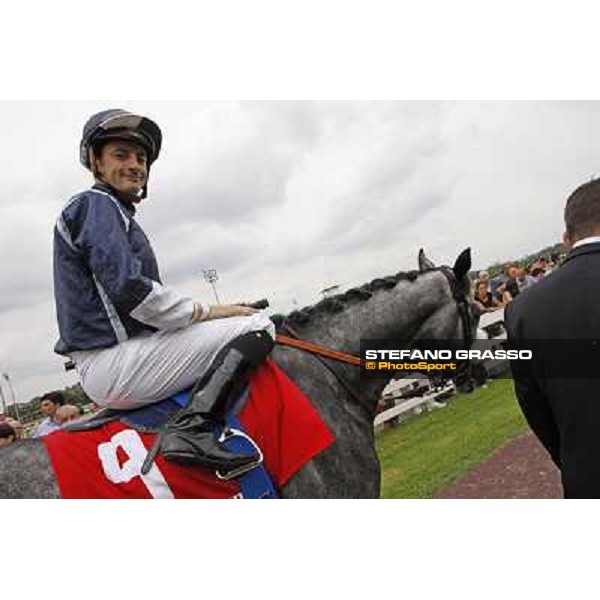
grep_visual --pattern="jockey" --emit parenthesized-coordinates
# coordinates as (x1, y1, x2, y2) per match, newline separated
(53, 108, 275, 474)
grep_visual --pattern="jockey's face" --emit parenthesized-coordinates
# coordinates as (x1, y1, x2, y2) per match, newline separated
(94, 140, 148, 201)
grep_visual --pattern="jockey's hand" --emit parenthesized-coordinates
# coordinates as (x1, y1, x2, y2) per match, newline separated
(237, 299, 269, 310)
(205, 304, 259, 320)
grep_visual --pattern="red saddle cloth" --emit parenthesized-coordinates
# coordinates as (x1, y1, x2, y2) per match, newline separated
(43, 360, 334, 499)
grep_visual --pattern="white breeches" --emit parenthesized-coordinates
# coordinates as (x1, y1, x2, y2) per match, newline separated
(71, 313, 275, 410)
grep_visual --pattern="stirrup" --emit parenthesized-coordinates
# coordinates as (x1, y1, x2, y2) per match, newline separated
(215, 427, 264, 481)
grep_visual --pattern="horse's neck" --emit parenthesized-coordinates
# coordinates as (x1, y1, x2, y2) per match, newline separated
(276, 272, 455, 416)
(289, 271, 452, 355)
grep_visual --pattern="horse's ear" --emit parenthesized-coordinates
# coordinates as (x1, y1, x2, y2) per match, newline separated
(452, 248, 472, 280)
(418, 249, 436, 272)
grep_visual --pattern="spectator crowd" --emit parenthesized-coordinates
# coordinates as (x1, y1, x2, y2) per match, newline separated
(0, 390, 89, 447)
(472, 252, 565, 315)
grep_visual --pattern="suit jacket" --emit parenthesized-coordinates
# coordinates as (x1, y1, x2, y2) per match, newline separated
(505, 242, 600, 498)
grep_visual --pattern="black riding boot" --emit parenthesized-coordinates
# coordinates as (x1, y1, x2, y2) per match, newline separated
(155, 330, 273, 473)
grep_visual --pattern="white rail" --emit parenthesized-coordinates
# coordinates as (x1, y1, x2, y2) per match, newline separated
(374, 385, 455, 431)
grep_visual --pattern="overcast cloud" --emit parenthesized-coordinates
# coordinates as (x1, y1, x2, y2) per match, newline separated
(1, 100, 598, 403)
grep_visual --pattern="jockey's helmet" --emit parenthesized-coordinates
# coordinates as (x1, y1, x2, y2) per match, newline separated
(80, 109, 162, 171)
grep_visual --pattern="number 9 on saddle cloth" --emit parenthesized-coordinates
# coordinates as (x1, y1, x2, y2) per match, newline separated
(65, 366, 278, 498)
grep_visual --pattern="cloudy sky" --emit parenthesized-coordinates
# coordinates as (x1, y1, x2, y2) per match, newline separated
(1, 100, 599, 403)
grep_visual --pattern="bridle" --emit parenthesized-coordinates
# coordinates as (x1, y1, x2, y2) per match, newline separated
(275, 267, 475, 405)
(439, 266, 475, 384)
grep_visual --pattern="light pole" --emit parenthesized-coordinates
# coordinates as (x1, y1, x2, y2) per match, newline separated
(2, 373, 19, 421)
(202, 269, 221, 305)
(0, 383, 6, 416)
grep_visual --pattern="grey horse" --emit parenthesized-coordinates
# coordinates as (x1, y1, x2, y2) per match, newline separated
(0, 249, 475, 498)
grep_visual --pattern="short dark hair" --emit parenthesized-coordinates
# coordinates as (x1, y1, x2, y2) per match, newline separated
(0, 422, 15, 440)
(565, 179, 600, 240)
(41, 391, 66, 407)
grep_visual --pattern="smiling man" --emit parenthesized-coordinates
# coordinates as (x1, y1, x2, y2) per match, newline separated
(93, 140, 148, 197)
(52, 109, 275, 474)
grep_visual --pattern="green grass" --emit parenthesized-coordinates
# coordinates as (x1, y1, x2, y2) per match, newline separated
(377, 379, 528, 498)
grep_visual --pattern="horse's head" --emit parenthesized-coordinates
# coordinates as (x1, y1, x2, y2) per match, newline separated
(417, 247, 478, 389)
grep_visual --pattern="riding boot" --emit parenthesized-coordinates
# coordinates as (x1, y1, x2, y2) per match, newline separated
(157, 330, 274, 473)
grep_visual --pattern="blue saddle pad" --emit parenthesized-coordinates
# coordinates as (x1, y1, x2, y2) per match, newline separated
(107, 386, 251, 433)
(117, 388, 193, 432)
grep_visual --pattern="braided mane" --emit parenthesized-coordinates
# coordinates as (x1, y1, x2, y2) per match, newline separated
(273, 268, 433, 330)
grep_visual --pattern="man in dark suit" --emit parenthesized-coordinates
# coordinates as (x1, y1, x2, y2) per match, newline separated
(506, 178, 600, 498)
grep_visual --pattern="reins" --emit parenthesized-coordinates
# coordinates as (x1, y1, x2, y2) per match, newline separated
(277, 323, 368, 410)
(276, 334, 363, 366)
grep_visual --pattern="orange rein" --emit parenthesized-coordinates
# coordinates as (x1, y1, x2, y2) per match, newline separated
(275, 334, 363, 367)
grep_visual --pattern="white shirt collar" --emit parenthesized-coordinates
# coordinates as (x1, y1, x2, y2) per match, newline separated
(572, 236, 600, 249)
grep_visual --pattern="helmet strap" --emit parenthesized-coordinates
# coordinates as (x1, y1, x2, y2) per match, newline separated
(139, 164, 151, 200)
(89, 147, 107, 187)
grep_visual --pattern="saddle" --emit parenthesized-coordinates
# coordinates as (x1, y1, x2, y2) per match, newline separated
(64, 387, 249, 434)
